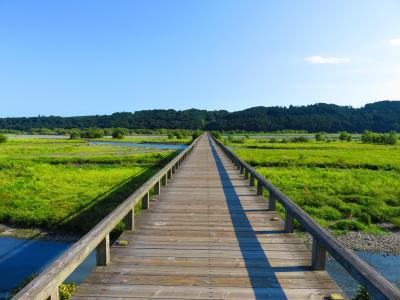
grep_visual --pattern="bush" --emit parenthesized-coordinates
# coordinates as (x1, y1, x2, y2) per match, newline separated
(362, 130, 398, 145)
(290, 136, 308, 143)
(210, 131, 222, 139)
(59, 283, 78, 300)
(315, 132, 326, 141)
(192, 130, 202, 140)
(112, 128, 127, 139)
(331, 219, 366, 231)
(353, 286, 370, 300)
(81, 128, 104, 139)
(69, 130, 81, 140)
(0, 133, 7, 143)
(339, 131, 352, 141)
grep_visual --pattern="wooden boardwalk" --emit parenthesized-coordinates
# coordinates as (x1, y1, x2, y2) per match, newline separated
(72, 135, 344, 299)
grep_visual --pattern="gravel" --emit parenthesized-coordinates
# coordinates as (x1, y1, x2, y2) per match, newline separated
(297, 230, 400, 256)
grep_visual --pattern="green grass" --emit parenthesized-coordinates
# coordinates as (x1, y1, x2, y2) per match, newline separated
(0, 138, 178, 234)
(230, 139, 400, 233)
(93, 136, 192, 144)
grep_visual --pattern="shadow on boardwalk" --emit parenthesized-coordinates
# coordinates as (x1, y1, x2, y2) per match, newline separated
(209, 137, 311, 299)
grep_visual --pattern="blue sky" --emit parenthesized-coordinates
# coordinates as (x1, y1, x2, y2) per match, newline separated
(1, 0, 400, 117)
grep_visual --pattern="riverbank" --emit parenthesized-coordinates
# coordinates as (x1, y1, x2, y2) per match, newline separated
(0, 224, 79, 242)
(298, 230, 400, 255)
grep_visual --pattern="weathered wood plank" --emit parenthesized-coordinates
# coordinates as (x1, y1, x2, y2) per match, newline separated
(69, 135, 345, 300)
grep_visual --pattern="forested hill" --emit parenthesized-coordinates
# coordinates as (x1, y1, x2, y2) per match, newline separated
(1, 101, 399, 132)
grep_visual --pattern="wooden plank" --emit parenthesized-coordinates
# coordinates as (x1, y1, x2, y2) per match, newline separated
(70, 135, 345, 300)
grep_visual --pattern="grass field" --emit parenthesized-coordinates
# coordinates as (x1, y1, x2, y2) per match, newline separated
(227, 139, 400, 233)
(0, 138, 180, 234)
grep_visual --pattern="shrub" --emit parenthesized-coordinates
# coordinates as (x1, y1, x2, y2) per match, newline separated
(81, 128, 104, 139)
(353, 286, 370, 300)
(210, 131, 222, 139)
(331, 219, 366, 231)
(69, 130, 81, 140)
(112, 128, 127, 139)
(0, 133, 7, 143)
(290, 136, 308, 143)
(192, 130, 202, 140)
(315, 132, 325, 141)
(362, 130, 398, 145)
(59, 283, 78, 300)
(339, 131, 352, 141)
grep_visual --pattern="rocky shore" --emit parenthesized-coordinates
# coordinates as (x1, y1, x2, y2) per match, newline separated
(298, 230, 400, 256)
(0, 223, 79, 242)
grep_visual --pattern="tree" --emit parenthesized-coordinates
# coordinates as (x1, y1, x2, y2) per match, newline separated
(339, 131, 351, 141)
(386, 131, 398, 145)
(0, 133, 7, 143)
(69, 130, 81, 140)
(192, 130, 202, 140)
(315, 132, 325, 141)
(112, 128, 127, 139)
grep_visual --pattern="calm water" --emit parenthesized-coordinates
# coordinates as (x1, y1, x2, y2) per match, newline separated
(0, 237, 95, 299)
(326, 251, 400, 298)
(90, 140, 187, 150)
(1, 237, 399, 298)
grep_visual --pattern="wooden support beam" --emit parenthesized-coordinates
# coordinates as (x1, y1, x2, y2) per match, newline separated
(142, 192, 150, 210)
(124, 208, 134, 231)
(285, 210, 294, 233)
(162, 173, 167, 186)
(257, 182, 263, 195)
(249, 174, 255, 186)
(269, 194, 276, 211)
(312, 237, 326, 270)
(154, 180, 161, 195)
(96, 234, 110, 266)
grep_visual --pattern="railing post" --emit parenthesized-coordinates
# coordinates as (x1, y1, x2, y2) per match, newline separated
(142, 191, 150, 210)
(284, 209, 294, 233)
(47, 288, 59, 300)
(154, 180, 161, 195)
(257, 181, 263, 195)
(269, 194, 276, 211)
(167, 169, 172, 179)
(96, 234, 110, 266)
(125, 208, 134, 230)
(240, 165, 244, 174)
(312, 237, 326, 270)
(249, 173, 255, 186)
(162, 173, 167, 186)
(244, 168, 249, 179)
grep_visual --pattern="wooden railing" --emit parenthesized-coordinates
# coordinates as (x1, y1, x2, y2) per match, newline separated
(211, 135, 400, 300)
(12, 136, 201, 300)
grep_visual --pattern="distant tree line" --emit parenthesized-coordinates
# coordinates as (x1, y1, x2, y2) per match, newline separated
(1, 101, 400, 133)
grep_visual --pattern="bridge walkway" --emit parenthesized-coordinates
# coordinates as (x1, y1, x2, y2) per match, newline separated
(71, 135, 343, 299)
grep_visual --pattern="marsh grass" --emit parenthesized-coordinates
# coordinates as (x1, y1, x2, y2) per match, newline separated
(232, 140, 400, 233)
(0, 138, 178, 234)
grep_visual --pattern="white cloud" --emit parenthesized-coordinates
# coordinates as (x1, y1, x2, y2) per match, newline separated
(386, 38, 400, 47)
(305, 56, 350, 64)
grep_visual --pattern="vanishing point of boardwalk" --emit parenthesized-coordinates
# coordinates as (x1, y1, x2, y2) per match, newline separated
(71, 135, 343, 299)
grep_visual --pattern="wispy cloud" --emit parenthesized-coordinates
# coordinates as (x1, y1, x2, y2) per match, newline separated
(386, 38, 400, 47)
(305, 56, 350, 64)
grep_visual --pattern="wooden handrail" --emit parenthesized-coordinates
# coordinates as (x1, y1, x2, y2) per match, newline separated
(211, 135, 400, 300)
(12, 135, 202, 300)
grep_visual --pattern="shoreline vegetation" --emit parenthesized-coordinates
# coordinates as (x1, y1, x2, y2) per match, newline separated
(217, 134, 400, 256)
(0, 137, 186, 237)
